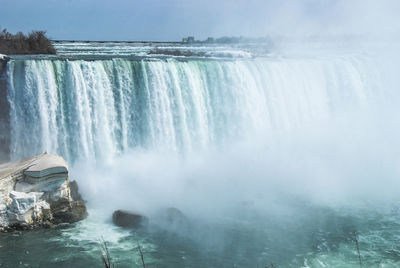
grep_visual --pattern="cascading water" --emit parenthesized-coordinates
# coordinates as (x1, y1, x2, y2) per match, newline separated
(1, 43, 400, 267)
(5, 55, 383, 163)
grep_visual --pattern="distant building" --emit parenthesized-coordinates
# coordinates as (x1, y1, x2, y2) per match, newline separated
(182, 36, 195, 43)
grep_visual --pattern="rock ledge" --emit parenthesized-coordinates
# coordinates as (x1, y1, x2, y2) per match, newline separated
(0, 54, 10, 62)
(0, 153, 87, 232)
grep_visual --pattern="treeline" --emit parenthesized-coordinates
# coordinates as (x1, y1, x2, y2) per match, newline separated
(0, 28, 56, 55)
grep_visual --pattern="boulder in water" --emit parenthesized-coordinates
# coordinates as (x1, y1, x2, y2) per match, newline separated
(112, 210, 148, 228)
(158, 207, 187, 224)
(0, 153, 87, 232)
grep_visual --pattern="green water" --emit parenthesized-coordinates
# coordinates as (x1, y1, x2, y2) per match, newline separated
(1, 201, 400, 267)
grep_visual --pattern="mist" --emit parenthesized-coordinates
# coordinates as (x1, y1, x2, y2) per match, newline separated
(72, 104, 400, 216)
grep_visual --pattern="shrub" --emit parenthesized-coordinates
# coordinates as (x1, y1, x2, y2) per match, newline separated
(0, 28, 56, 55)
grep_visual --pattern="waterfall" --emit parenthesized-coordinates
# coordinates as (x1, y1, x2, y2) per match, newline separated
(4, 56, 384, 163)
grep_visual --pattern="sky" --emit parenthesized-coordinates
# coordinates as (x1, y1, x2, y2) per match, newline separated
(0, 0, 399, 41)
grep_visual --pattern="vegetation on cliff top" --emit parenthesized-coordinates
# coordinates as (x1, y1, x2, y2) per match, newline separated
(0, 28, 56, 55)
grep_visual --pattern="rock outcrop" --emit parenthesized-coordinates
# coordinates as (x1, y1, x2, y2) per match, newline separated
(112, 207, 188, 230)
(0, 153, 87, 231)
(157, 207, 187, 225)
(112, 210, 148, 228)
(0, 53, 10, 162)
(0, 54, 10, 62)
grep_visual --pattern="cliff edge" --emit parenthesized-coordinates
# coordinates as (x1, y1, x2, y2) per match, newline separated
(0, 54, 10, 162)
(0, 153, 87, 232)
(0, 54, 9, 61)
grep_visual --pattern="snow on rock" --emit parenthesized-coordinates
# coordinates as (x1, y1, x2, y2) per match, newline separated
(0, 153, 87, 231)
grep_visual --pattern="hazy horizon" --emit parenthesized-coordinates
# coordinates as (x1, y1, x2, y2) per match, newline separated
(1, 0, 399, 41)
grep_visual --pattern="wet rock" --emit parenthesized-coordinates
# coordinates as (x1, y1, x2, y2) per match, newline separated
(51, 199, 87, 224)
(112, 210, 148, 228)
(150, 207, 191, 234)
(159, 207, 187, 224)
(69, 180, 83, 201)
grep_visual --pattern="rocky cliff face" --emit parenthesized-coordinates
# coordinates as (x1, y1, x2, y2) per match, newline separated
(0, 55, 9, 162)
(0, 153, 87, 231)
(0, 54, 9, 61)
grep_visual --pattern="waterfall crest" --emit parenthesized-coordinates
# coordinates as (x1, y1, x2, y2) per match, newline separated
(5, 56, 383, 162)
